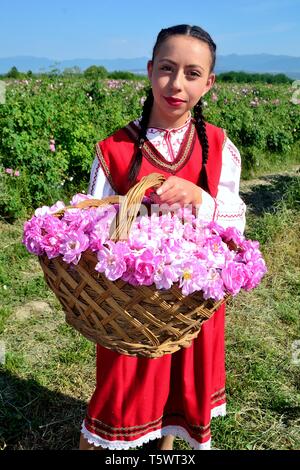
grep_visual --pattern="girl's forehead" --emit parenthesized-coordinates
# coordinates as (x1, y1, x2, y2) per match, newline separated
(154, 35, 212, 66)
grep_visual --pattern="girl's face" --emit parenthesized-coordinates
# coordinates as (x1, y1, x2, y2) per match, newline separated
(147, 35, 215, 128)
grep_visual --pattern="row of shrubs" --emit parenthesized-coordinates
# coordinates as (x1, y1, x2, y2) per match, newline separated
(1, 66, 144, 81)
(0, 76, 299, 221)
(2, 67, 294, 84)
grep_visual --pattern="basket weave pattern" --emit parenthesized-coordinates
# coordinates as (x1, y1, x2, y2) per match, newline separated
(38, 173, 228, 358)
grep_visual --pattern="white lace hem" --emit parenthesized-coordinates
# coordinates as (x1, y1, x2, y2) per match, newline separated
(81, 402, 226, 450)
(211, 402, 226, 418)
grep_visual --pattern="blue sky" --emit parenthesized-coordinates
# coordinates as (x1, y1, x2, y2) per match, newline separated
(1, 0, 299, 59)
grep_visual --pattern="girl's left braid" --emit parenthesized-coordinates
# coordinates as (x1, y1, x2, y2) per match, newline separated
(128, 89, 154, 183)
(194, 98, 210, 193)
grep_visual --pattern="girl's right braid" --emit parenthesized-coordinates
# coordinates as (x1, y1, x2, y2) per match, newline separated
(194, 98, 210, 193)
(128, 89, 154, 183)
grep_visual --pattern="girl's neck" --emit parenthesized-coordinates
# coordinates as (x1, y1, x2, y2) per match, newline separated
(148, 109, 191, 130)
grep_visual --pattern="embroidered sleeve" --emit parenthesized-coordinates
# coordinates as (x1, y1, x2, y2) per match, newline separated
(88, 157, 116, 198)
(197, 137, 246, 234)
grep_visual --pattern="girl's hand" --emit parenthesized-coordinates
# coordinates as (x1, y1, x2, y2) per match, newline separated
(154, 176, 202, 206)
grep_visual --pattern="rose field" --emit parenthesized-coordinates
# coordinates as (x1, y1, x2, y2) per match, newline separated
(0, 76, 299, 450)
(0, 76, 299, 221)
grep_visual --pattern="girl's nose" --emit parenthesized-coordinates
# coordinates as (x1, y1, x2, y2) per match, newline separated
(170, 72, 183, 90)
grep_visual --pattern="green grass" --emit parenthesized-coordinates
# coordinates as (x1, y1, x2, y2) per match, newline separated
(0, 172, 300, 450)
(241, 142, 300, 180)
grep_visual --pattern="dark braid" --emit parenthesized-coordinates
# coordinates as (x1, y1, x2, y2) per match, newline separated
(128, 88, 154, 183)
(193, 98, 210, 193)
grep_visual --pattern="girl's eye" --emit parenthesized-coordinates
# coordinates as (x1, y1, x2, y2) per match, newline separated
(159, 66, 201, 77)
(160, 65, 172, 72)
(189, 71, 201, 78)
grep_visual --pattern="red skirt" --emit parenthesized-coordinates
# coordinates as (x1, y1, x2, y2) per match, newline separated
(82, 304, 226, 450)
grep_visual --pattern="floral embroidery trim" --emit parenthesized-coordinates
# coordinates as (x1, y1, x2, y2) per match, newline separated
(143, 127, 195, 173)
(85, 422, 210, 441)
(227, 140, 241, 167)
(211, 393, 226, 405)
(217, 209, 245, 219)
(125, 120, 196, 173)
(85, 413, 212, 439)
(86, 412, 212, 432)
(90, 162, 100, 195)
(222, 129, 227, 150)
(211, 387, 226, 398)
(95, 142, 118, 193)
(210, 386, 226, 405)
(87, 413, 163, 431)
(86, 420, 163, 438)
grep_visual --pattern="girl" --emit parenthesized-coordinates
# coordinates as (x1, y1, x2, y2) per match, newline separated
(80, 24, 246, 451)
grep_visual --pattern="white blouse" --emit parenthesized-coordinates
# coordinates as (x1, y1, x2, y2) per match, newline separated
(88, 116, 246, 233)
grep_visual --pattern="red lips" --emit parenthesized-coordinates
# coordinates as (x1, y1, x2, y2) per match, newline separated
(164, 96, 186, 106)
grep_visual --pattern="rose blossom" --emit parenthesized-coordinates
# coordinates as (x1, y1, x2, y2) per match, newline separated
(133, 248, 163, 286)
(70, 193, 94, 206)
(202, 269, 225, 301)
(59, 230, 89, 264)
(34, 201, 65, 217)
(179, 260, 208, 296)
(95, 241, 130, 280)
(221, 262, 245, 295)
(154, 263, 179, 290)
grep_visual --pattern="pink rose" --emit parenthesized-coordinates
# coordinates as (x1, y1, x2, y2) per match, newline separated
(221, 262, 245, 295)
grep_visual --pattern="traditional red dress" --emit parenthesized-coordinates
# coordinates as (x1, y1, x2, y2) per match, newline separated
(81, 119, 238, 450)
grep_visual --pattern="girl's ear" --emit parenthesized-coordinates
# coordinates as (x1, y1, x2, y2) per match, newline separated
(147, 60, 153, 80)
(202, 73, 216, 97)
(208, 73, 216, 88)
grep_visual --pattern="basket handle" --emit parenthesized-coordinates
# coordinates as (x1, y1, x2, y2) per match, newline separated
(53, 173, 166, 240)
(52, 195, 123, 218)
(110, 173, 166, 240)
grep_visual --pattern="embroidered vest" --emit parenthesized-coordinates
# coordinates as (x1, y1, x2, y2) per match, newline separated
(95, 119, 225, 198)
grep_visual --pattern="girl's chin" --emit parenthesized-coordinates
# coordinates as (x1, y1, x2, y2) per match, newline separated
(166, 109, 190, 122)
(163, 105, 188, 116)
(150, 104, 189, 127)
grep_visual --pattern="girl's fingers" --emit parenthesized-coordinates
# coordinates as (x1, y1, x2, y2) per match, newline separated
(156, 181, 172, 196)
(156, 176, 179, 196)
(157, 188, 179, 203)
(155, 178, 196, 205)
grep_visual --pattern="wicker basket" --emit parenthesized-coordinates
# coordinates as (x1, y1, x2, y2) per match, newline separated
(38, 173, 229, 358)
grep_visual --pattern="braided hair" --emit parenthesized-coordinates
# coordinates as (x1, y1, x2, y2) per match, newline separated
(128, 89, 154, 183)
(194, 98, 210, 192)
(128, 24, 216, 189)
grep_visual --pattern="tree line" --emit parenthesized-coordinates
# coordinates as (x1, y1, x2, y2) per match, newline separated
(1, 65, 293, 84)
(1, 65, 145, 81)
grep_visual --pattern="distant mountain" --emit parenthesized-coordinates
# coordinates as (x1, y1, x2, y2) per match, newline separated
(1, 54, 300, 79)
(216, 54, 300, 79)
(0, 56, 149, 75)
